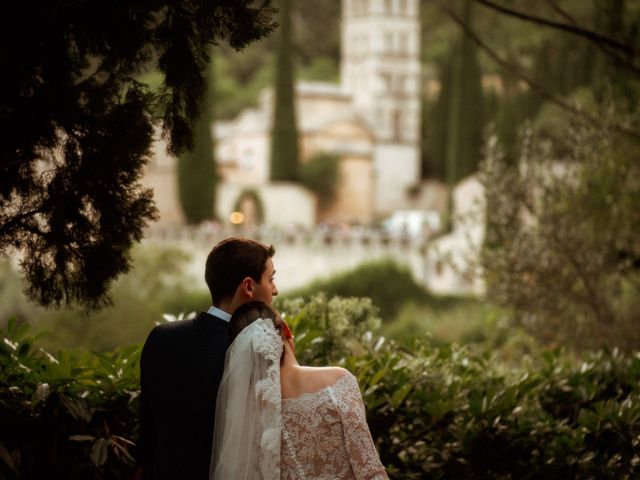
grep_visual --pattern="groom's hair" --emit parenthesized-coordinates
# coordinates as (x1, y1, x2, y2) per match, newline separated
(205, 237, 275, 305)
(229, 301, 283, 343)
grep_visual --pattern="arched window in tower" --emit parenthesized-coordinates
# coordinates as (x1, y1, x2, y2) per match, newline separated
(399, 0, 407, 14)
(392, 109, 403, 141)
(396, 74, 406, 94)
(380, 72, 392, 92)
(385, 0, 392, 15)
(384, 32, 393, 53)
(399, 32, 408, 54)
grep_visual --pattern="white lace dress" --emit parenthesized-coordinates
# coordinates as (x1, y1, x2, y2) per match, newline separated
(280, 373, 388, 480)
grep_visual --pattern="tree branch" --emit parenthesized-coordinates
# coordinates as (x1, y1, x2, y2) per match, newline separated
(551, 225, 616, 326)
(442, 6, 640, 140)
(472, 0, 639, 59)
(0, 209, 45, 238)
(541, 0, 640, 76)
(543, 0, 576, 25)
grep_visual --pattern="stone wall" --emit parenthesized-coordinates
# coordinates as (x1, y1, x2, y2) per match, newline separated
(146, 223, 484, 297)
(216, 182, 317, 228)
(141, 131, 184, 226)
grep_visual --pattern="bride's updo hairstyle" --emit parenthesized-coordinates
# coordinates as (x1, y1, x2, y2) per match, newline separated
(229, 301, 284, 343)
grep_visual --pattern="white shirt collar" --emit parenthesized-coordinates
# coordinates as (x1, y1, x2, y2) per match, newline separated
(207, 306, 231, 322)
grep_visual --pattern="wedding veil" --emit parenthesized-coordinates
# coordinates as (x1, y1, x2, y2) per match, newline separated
(210, 318, 283, 480)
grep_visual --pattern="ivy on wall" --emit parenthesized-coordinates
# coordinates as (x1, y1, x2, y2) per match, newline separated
(298, 152, 340, 209)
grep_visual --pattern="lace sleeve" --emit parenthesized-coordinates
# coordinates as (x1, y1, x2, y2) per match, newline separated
(333, 373, 389, 480)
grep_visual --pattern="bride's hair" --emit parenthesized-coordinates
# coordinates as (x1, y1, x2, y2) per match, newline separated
(230, 301, 283, 343)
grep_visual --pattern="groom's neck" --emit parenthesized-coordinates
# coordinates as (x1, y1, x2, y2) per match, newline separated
(215, 300, 232, 315)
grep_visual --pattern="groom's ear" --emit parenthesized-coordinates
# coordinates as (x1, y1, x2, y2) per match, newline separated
(240, 277, 254, 297)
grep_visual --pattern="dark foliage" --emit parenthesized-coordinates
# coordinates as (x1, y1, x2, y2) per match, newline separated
(177, 55, 217, 224)
(0, 318, 141, 478)
(0, 1, 276, 308)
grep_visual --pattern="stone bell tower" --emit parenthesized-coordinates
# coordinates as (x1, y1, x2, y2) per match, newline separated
(341, 0, 421, 215)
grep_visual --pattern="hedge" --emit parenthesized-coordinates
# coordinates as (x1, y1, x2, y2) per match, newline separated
(2, 296, 639, 479)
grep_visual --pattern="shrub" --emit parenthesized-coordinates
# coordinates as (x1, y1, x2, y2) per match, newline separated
(0, 318, 140, 479)
(280, 259, 433, 321)
(480, 115, 640, 351)
(0, 243, 208, 352)
(2, 296, 640, 479)
(284, 295, 640, 479)
(298, 151, 340, 208)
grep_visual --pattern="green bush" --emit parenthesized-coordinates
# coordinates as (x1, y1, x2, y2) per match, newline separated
(2, 296, 640, 479)
(481, 112, 640, 351)
(281, 259, 437, 321)
(0, 243, 210, 352)
(284, 295, 640, 479)
(298, 151, 340, 208)
(0, 318, 140, 479)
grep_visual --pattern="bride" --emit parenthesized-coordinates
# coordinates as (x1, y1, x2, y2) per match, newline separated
(210, 301, 388, 480)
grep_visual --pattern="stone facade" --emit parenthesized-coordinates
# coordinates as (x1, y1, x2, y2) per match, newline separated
(341, 0, 422, 214)
(424, 176, 486, 296)
(145, 0, 422, 228)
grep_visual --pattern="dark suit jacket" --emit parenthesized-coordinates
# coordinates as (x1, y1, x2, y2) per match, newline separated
(139, 312, 230, 480)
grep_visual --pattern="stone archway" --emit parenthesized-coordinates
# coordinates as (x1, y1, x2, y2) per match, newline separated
(233, 189, 264, 227)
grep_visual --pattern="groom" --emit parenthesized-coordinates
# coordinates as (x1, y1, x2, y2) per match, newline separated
(138, 237, 278, 479)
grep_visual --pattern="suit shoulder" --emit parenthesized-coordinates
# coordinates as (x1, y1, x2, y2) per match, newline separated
(152, 316, 200, 334)
(142, 318, 196, 350)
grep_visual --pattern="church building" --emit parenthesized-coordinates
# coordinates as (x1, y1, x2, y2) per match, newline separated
(145, 0, 423, 228)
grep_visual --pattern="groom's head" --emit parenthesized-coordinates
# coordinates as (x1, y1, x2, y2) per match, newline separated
(205, 237, 277, 312)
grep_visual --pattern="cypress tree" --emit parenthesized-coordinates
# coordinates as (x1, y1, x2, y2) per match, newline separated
(270, 0, 299, 181)
(445, 38, 462, 194)
(422, 58, 452, 181)
(0, 1, 276, 308)
(177, 56, 217, 224)
(495, 94, 526, 166)
(592, 0, 637, 111)
(443, 0, 485, 228)
(457, 13, 484, 180)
